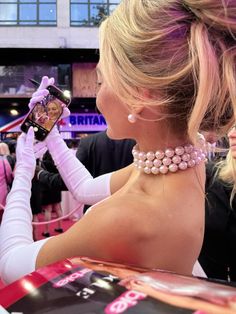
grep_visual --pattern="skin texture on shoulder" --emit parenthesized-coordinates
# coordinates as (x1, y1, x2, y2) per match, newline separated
(36, 161, 205, 276)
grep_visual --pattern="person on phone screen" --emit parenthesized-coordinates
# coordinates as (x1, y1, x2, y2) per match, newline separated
(0, 0, 235, 285)
(43, 99, 62, 131)
(29, 103, 49, 128)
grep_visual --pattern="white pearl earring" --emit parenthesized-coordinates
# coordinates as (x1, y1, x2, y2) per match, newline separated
(128, 114, 137, 123)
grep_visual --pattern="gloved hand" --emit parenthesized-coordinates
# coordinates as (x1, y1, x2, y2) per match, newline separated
(28, 76, 70, 119)
(28, 76, 54, 110)
(28, 76, 70, 158)
(28, 76, 70, 156)
(0, 126, 49, 285)
(16, 127, 36, 178)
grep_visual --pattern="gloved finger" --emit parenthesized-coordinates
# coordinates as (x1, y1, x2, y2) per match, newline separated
(34, 140, 47, 152)
(38, 76, 55, 90)
(16, 134, 25, 151)
(29, 97, 47, 111)
(34, 140, 47, 158)
(25, 127, 35, 147)
(16, 132, 27, 159)
(61, 106, 71, 119)
(34, 146, 47, 159)
(31, 89, 49, 99)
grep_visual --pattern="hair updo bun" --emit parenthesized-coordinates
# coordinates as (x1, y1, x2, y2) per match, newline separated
(183, 0, 236, 34)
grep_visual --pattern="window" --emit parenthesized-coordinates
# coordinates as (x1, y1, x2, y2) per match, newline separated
(70, 0, 120, 26)
(0, 64, 71, 96)
(0, 0, 57, 26)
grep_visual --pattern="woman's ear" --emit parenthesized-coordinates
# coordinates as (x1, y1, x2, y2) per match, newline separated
(133, 106, 144, 115)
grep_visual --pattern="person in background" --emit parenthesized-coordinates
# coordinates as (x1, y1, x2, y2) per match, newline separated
(67, 138, 79, 151)
(0, 0, 235, 285)
(199, 126, 236, 282)
(201, 130, 228, 162)
(0, 142, 14, 217)
(40, 150, 63, 237)
(7, 140, 17, 161)
(36, 131, 135, 213)
(61, 139, 83, 221)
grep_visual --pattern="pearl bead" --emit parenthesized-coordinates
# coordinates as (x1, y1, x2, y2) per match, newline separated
(175, 146, 185, 155)
(145, 160, 153, 168)
(162, 157, 172, 166)
(178, 161, 188, 170)
(187, 159, 196, 167)
(151, 167, 159, 174)
(190, 151, 198, 159)
(159, 165, 168, 174)
(195, 157, 202, 165)
(172, 155, 181, 164)
(182, 153, 190, 162)
(146, 151, 155, 161)
(184, 144, 193, 153)
(138, 160, 145, 167)
(153, 159, 162, 167)
(144, 167, 151, 174)
(165, 148, 174, 158)
(169, 164, 178, 172)
(133, 151, 139, 159)
(139, 152, 146, 161)
(155, 150, 165, 159)
(134, 159, 139, 167)
(128, 114, 137, 123)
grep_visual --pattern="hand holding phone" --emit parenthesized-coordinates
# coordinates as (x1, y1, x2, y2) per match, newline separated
(21, 77, 71, 141)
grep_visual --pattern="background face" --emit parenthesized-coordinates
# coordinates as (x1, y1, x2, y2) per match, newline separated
(47, 99, 62, 121)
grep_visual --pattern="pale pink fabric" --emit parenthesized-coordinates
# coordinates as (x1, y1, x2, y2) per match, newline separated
(0, 157, 13, 207)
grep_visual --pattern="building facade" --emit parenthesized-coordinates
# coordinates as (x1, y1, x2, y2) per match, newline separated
(0, 0, 120, 137)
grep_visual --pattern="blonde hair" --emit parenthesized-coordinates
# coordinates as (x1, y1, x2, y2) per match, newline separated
(99, 0, 236, 141)
(217, 150, 236, 205)
(0, 142, 10, 156)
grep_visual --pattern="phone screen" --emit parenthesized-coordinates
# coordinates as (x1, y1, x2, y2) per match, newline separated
(21, 94, 65, 141)
(28, 96, 63, 131)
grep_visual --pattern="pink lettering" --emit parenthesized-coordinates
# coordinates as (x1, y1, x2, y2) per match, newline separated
(105, 290, 146, 314)
(53, 268, 91, 288)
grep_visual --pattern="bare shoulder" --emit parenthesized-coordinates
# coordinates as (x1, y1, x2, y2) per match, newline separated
(36, 194, 144, 269)
(110, 164, 134, 193)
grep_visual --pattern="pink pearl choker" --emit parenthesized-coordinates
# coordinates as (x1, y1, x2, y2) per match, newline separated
(132, 144, 206, 174)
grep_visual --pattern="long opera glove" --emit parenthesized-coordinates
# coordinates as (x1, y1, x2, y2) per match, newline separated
(0, 128, 49, 284)
(30, 76, 111, 204)
(45, 127, 111, 205)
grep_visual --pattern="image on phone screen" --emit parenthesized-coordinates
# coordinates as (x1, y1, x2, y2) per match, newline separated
(29, 97, 63, 131)
(21, 94, 64, 141)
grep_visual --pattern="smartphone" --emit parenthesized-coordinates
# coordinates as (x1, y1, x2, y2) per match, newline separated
(21, 82, 71, 141)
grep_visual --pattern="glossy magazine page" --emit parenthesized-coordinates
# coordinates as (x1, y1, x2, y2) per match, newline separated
(0, 257, 236, 314)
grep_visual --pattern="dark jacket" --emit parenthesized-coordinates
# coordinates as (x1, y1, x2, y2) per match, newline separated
(199, 163, 236, 282)
(37, 131, 135, 198)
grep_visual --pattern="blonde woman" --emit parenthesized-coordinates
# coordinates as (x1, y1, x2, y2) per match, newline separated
(199, 127, 236, 281)
(0, 0, 235, 284)
(43, 99, 63, 131)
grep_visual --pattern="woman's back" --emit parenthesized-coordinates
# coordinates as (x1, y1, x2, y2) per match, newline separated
(37, 162, 205, 276)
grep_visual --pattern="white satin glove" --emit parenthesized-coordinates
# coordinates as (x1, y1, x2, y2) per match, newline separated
(15, 126, 36, 177)
(29, 76, 111, 204)
(28, 76, 70, 158)
(29, 76, 54, 109)
(0, 127, 49, 284)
